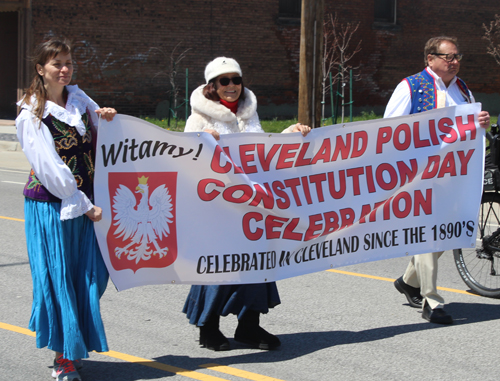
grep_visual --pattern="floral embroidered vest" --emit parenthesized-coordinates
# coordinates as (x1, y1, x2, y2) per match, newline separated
(23, 113, 95, 203)
(406, 69, 471, 114)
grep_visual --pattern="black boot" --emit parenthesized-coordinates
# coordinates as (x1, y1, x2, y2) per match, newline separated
(199, 314, 230, 351)
(234, 310, 281, 350)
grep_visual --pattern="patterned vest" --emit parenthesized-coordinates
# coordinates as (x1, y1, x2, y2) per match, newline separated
(405, 69, 471, 114)
(23, 113, 95, 203)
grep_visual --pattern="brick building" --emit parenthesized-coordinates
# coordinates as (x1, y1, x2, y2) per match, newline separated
(1, 0, 499, 120)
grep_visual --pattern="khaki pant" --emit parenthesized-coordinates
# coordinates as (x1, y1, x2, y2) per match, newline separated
(402, 251, 445, 309)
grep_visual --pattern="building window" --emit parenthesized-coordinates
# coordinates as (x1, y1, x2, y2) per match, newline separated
(374, 0, 396, 24)
(279, 0, 301, 18)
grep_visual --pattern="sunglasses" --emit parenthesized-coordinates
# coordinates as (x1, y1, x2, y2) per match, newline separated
(218, 76, 242, 86)
(430, 53, 463, 62)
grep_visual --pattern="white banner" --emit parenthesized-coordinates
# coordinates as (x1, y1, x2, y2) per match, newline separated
(94, 103, 484, 291)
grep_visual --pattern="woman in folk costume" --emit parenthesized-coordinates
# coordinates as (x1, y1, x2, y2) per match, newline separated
(16, 37, 116, 381)
(183, 56, 311, 351)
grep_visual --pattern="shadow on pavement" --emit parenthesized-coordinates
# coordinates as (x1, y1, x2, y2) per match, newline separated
(71, 301, 499, 380)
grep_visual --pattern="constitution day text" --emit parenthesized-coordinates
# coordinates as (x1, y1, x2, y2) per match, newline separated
(94, 104, 484, 291)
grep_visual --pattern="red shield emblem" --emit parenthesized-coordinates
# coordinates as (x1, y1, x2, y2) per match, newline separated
(106, 172, 177, 273)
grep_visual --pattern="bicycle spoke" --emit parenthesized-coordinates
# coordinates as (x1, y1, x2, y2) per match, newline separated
(454, 192, 500, 297)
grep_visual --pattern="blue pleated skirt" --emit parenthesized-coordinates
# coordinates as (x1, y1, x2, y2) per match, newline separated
(183, 283, 281, 326)
(24, 199, 109, 360)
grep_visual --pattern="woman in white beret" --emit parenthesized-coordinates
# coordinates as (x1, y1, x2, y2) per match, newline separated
(183, 57, 310, 351)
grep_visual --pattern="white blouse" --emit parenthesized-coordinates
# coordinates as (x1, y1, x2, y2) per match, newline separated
(16, 85, 100, 220)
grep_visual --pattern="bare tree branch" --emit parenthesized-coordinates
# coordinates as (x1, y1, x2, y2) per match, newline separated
(321, 13, 362, 124)
(483, 14, 500, 66)
(151, 43, 192, 126)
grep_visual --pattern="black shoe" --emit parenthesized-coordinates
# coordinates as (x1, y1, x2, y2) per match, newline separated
(199, 315, 230, 351)
(422, 302, 453, 324)
(234, 311, 281, 350)
(394, 276, 422, 308)
(199, 326, 230, 351)
(234, 324, 281, 350)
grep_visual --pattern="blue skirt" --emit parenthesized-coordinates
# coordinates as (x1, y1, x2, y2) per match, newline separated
(24, 199, 109, 360)
(183, 283, 281, 326)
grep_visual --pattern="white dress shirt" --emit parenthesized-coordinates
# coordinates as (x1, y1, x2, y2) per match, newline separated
(383, 67, 475, 118)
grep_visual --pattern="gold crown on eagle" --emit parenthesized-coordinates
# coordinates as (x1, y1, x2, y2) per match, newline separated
(138, 175, 149, 184)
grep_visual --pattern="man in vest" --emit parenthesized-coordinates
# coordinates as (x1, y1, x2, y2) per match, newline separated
(384, 36, 490, 324)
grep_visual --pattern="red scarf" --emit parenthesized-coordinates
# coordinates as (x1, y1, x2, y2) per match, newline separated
(220, 99, 239, 114)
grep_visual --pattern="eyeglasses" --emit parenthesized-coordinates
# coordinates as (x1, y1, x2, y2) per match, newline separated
(218, 76, 242, 86)
(430, 53, 463, 62)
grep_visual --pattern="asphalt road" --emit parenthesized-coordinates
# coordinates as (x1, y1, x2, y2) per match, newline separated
(1, 141, 499, 381)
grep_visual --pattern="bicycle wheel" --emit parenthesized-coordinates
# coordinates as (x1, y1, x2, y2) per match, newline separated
(453, 191, 500, 298)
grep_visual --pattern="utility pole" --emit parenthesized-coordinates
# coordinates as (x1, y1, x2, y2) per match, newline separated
(298, 0, 324, 128)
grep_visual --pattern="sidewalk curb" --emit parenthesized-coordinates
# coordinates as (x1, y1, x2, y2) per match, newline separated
(0, 120, 15, 127)
(0, 140, 22, 152)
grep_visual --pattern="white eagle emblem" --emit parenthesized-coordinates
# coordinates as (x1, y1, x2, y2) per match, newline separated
(112, 175, 173, 263)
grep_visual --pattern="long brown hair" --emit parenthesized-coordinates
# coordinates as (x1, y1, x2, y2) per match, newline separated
(23, 37, 72, 121)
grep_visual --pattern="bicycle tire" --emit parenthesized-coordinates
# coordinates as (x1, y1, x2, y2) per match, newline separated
(453, 191, 500, 298)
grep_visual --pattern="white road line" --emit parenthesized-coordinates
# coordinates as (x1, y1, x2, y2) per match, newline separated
(0, 169, 28, 174)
